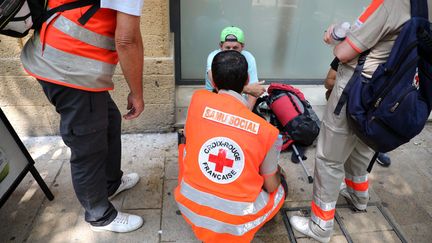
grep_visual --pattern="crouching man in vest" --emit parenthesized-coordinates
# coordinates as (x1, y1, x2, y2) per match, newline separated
(175, 50, 287, 243)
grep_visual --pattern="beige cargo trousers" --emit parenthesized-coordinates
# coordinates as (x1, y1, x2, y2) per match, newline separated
(309, 64, 374, 235)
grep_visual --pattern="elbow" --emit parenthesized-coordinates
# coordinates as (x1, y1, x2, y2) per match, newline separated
(115, 36, 136, 51)
(335, 54, 351, 64)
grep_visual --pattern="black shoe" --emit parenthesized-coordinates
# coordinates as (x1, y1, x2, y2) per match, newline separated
(376, 153, 391, 167)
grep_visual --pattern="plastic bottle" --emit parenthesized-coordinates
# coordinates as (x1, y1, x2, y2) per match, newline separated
(330, 22, 351, 44)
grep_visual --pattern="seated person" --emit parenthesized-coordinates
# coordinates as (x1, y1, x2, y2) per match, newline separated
(205, 26, 266, 109)
(176, 50, 287, 243)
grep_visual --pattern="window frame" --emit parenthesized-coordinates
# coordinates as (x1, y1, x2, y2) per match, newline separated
(170, 0, 323, 86)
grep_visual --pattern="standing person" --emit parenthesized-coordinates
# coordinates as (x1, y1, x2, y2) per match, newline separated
(206, 26, 266, 109)
(20, 0, 145, 233)
(324, 57, 392, 167)
(176, 50, 287, 243)
(290, 0, 410, 242)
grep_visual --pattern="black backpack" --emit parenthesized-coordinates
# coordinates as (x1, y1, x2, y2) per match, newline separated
(253, 83, 320, 150)
(0, 0, 99, 38)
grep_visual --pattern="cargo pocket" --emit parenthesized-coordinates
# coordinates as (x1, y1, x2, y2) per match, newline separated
(62, 121, 109, 156)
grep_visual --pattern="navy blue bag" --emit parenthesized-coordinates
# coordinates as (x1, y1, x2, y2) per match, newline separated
(334, 0, 432, 170)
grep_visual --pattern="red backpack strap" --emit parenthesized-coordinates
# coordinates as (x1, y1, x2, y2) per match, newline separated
(267, 83, 306, 101)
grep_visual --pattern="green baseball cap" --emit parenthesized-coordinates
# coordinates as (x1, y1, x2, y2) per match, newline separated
(220, 26, 245, 44)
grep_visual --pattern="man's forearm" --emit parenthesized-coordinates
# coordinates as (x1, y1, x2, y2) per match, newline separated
(116, 13, 144, 97)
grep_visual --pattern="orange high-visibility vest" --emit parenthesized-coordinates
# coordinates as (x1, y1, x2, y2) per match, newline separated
(175, 90, 285, 243)
(21, 0, 118, 92)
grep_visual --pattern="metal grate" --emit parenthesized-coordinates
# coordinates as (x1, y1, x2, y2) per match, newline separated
(281, 202, 408, 243)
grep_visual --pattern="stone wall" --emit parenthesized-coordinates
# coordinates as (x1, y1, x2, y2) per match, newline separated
(0, 0, 174, 136)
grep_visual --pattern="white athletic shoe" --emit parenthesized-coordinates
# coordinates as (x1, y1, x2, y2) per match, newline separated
(109, 173, 140, 200)
(289, 216, 330, 243)
(339, 182, 367, 211)
(91, 212, 144, 233)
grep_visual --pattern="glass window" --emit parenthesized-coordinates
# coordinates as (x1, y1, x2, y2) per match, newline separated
(174, 0, 368, 84)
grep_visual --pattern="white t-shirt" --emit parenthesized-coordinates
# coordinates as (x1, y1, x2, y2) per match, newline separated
(101, 0, 144, 16)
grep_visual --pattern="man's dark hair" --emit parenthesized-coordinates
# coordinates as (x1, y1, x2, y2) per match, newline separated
(211, 50, 248, 93)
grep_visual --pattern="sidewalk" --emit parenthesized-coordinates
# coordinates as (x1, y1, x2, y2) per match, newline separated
(0, 125, 431, 243)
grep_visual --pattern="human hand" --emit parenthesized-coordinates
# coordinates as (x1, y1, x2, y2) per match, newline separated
(323, 24, 335, 45)
(244, 80, 266, 98)
(123, 92, 144, 120)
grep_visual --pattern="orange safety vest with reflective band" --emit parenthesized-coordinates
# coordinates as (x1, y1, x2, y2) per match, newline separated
(175, 90, 285, 243)
(21, 0, 117, 92)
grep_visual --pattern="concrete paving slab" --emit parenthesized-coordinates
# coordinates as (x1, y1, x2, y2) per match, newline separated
(164, 157, 179, 180)
(66, 209, 161, 243)
(252, 234, 291, 243)
(400, 222, 432, 243)
(415, 192, 432, 218)
(22, 136, 70, 161)
(350, 231, 401, 243)
(160, 179, 198, 242)
(375, 193, 431, 227)
(0, 158, 64, 242)
(296, 235, 348, 243)
(337, 206, 393, 233)
(121, 133, 176, 160)
(0, 173, 47, 243)
(255, 213, 288, 237)
(280, 150, 315, 203)
(121, 156, 164, 209)
(26, 163, 82, 243)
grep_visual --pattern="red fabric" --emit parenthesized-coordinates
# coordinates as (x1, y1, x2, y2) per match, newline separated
(270, 95, 300, 126)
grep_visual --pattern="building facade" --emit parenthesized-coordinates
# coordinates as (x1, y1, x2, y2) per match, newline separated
(1, 0, 388, 136)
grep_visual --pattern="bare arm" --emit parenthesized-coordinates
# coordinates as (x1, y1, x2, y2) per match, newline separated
(260, 136, 283, 193)
(333, 40, 359, 63)
(247, 95, 257, 110)
(242, 81, 266, 98)
(263, 171, 281, 193)
(115, 12, 144, 120)
(323, 25, 360, 63)
(324, 68, 337, 90)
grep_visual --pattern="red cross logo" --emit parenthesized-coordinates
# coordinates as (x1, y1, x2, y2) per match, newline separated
(208, 149, 234, 173)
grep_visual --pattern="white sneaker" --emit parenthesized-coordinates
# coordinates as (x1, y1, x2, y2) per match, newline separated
(91, 212, 144, 233)
(289, 216, 330, 243)
(109, 173, 140, 200)
(339, 182, 367, 211)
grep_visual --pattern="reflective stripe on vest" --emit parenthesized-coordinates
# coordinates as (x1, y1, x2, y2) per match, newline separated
(53, 15, 116, 51)
(22, 32, 116, 91)
(180, 180, 270, 216)
(177, 185, 284, 236)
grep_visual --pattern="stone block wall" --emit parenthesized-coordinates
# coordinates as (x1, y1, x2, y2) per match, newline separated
(0, 0, 174, 136)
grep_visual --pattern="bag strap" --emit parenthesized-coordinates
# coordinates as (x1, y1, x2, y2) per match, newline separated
(411, 0, 428, 19)
(43, 0, 99, 25)
(366, 151, 379, 173)
(333, 51, 369, 115)
(78, 1, 100, 25)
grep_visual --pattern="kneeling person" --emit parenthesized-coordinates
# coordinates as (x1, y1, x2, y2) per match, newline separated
(175, 50, 286, 243)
